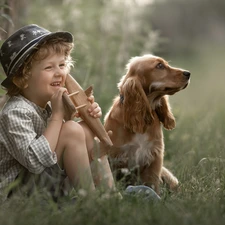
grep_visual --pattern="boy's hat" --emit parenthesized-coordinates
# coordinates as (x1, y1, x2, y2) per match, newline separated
(0, 24, 73, 88)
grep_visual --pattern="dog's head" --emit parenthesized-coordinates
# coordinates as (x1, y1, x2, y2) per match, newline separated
(118, 54, 190, 133)
(120, 54, 190, 96)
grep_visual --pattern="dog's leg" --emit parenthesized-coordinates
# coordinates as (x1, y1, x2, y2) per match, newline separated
(140, 156, 163, 195)
(141, 168, 160, 194)
(161, 166, 179, 191)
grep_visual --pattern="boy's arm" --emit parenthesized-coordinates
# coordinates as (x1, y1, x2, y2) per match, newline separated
(3, 108, 57, 174)
(42, 88, 65, 153)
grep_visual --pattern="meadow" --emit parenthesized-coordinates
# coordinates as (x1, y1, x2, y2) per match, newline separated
(0, 41, 225, 224)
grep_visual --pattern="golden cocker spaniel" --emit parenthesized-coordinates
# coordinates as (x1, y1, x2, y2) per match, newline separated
(102, 54, 190, 194)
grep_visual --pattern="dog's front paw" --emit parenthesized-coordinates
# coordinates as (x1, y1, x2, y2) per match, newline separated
(168, 176, 179, 191)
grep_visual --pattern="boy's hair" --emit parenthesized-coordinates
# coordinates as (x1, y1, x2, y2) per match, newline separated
(6, 38, 74, 97)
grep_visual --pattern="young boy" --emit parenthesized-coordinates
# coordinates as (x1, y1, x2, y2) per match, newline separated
(0, 24, 116, 202)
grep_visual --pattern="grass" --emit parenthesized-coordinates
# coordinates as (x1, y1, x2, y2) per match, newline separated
(1, 43, 225, 224)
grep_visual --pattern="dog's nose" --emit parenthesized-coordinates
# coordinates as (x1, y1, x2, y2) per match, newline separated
(183, 71, 191, 78)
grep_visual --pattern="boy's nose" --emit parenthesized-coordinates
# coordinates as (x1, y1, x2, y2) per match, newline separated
(55, 67, 64, 76)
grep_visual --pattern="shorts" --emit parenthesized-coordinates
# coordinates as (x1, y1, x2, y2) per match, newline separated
(8, 164, 72, 201)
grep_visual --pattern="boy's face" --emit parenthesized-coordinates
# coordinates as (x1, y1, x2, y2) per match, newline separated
(23, 51, 68, 108)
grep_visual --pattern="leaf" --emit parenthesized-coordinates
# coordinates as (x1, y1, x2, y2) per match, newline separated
(0, 13, 14, 27)
(0, 4, 12, 10)
(0, 27, 7, 33)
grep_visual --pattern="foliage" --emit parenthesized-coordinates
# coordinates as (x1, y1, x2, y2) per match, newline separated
(0, 1, 13, 95)
(0, 5, 13, 31)
(149, 0, 225, 56)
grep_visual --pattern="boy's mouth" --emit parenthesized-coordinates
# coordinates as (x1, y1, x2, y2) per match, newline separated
(50, 82, 61, 86)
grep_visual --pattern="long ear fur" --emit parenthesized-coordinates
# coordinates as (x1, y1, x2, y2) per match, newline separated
(155, 96, 176, 130)
(121, 77, 153, 133)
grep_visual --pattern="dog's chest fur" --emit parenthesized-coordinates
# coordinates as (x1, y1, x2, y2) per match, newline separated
(112, 132, 164, 168)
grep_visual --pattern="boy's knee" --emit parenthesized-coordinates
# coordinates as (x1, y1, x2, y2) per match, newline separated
(62, 121, 85, 141)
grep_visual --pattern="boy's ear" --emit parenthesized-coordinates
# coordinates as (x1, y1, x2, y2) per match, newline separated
(12, 77, 28, 89)
(23, 83, 28, 89)
(12, 77, 20, 88)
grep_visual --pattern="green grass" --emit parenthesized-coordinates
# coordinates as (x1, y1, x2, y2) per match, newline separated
(1, 44, 225, 224)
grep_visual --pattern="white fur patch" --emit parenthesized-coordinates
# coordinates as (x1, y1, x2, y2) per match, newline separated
(119, 133, 162, 167)
(133, 133, 155, 165)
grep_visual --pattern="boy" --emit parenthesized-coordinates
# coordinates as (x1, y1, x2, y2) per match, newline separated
(0, 24, 116, 202)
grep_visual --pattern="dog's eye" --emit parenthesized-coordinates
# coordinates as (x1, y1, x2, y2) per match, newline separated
(156, 63, 165, 69)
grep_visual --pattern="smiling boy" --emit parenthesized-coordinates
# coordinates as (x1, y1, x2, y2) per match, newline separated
(0, 24, 116, 202)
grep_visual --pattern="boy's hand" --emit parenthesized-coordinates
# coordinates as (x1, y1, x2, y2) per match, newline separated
(50, 87, 67, 120)
(75, 95, 102, 118)
(87, 95, 102, 118)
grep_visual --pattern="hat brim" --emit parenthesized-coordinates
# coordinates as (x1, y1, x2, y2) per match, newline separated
(1, 31, 73, 88)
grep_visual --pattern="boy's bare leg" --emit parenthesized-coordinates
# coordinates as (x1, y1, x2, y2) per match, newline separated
(92, 155, 116, 190)
(79, 121, 116, 191)
(55, 120, 95, 192)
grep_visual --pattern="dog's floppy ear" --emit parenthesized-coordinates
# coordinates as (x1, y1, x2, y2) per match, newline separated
(155, 96, 176, 130)
(120, 77, 153, 133)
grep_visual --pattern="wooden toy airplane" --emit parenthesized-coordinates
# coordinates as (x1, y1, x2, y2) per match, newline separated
(62, 74, 113, 147)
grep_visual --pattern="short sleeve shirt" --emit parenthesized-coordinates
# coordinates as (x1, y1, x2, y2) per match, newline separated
(0, 95, 57, 201)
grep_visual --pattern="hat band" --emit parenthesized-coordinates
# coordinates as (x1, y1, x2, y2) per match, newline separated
(7, 33, 50, 76)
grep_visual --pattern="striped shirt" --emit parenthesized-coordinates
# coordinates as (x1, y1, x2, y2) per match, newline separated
(0, 95, 57, 201)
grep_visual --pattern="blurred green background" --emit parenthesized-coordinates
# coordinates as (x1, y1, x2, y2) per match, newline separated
(1, 0, 225, 223)
(1, 0, 225, 180)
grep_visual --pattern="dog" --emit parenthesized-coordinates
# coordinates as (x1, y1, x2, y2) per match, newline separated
(102, 54, 190, 194)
